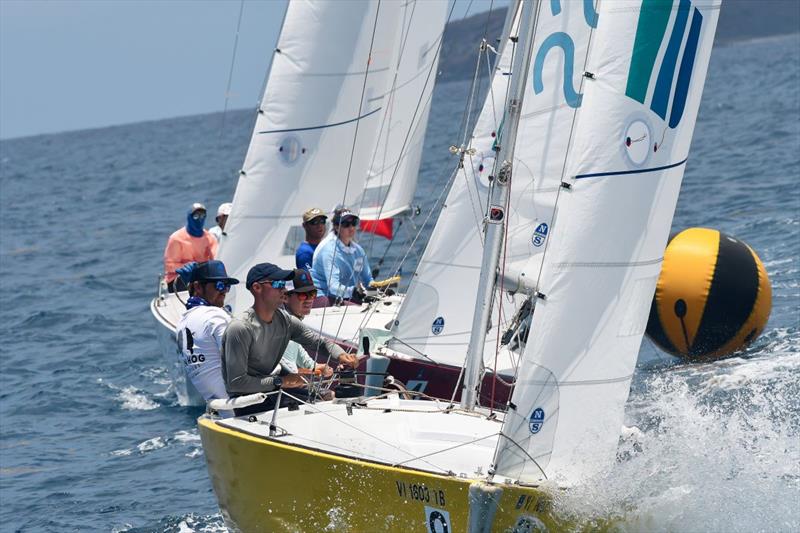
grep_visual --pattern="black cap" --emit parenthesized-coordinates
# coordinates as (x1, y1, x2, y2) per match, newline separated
(289, 269, 316, 293)
(193, 260, 239, 285)
(332, 208, 359, 225)
(246, 262, 294, 290)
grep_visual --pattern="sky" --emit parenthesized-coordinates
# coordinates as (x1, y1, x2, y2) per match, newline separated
(0, 0, 504, 140)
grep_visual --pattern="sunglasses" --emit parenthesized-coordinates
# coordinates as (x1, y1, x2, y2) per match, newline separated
(256, 279, 289, 289)
(290, 289, 317, 301)
(207, 280, 231, 292)
(191, 211, 206, 220)
(306, 217, 327, 226)
(339, 220, 359, 228)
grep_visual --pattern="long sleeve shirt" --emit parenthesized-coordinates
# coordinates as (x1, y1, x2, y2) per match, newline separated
(310, 237, 374, 299)
(221, 307, 345, 396)
(279, 341, 315, 374)
(163, 227, 218, 283)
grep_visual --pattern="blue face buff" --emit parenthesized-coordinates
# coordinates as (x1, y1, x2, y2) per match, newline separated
(186, 209, 206, 237)
(186, 296, 210, 309)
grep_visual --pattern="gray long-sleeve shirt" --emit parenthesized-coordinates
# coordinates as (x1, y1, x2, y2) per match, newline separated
(221, 307, 345, 396)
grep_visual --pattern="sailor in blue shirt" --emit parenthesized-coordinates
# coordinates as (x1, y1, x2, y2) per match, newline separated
(311, 209, 373, 304)
(295, 207, 327, 270)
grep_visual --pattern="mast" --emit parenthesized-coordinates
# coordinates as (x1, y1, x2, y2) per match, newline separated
(461, 0, 540, 410)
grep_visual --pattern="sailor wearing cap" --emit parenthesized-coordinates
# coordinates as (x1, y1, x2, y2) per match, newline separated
(221, 263, 358, 415)
(209, 202, 232, 242)
(175, 260, 239, 408)
(310, 208, 374, 305)
(163, 202, 218, 292)
(295, 207, 328, 270)
(280, 269, 333, 376)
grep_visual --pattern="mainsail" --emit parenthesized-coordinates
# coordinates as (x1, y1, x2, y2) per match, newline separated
(218, 0, 447, 311)
(492, 0, 721, 484)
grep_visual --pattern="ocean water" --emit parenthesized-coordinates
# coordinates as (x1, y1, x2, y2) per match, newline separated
(1, 33, 798, 532)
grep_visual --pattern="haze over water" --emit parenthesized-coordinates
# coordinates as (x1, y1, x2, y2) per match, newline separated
(1, 34, 798, 531)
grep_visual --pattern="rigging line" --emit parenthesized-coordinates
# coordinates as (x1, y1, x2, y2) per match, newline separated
(392, 432, 501, 467)
(218, 0, 246, 143)
(364, 0, 459, 254)
(388, 336, 440, 366)
(493, 431, 549, 480)
(384, 10, 493, 280)
(312, 1, 384, 382)
(527, 0, 600, 343)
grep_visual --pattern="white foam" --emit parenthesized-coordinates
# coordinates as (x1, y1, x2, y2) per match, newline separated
(137, 437, 166, 453)
(554, 349, 800, 531)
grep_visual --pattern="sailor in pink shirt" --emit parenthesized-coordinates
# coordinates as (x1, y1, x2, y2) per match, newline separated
(163, 203, 218, 291)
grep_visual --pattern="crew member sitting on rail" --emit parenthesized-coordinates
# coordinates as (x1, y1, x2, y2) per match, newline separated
(163, 203, 218, 292)
(280, 269, 335, 401)
(222, 263, 358, 416)
(310, 208, 374, 306)
(175, 260, 238, 409)
(295, 207, 327, 270)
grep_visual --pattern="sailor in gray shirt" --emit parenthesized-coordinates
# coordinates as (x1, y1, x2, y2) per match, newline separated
(222, 263, 357, 413)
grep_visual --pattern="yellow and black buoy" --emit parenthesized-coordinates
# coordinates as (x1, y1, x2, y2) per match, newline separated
(646, 227, 772, 360)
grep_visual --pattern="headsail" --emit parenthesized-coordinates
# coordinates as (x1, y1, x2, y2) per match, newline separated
(356, 0, 449, 229)
(218, 0, 402, 311)
(389, 0, 596, 372)
(492, 0, 721, 484)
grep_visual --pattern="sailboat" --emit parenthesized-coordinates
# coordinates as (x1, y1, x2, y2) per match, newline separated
(198, 0, 722, 530)
(151, 0, 450, 405)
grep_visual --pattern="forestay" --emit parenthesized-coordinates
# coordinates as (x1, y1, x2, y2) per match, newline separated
(355, 0, 448, 222)
(218, 0, 401, 312)
(492, 0, 721, 485)
(389, 0, 595, 371)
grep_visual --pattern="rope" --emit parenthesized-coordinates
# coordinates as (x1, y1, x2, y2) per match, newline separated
(310, 0, 385, 393)
(218, 0, 246, 142)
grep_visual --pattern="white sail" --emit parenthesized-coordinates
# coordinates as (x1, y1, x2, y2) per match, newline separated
(218, 0, 402, 311)
(493, 0, 721, 484)
(390, 0, 595, 370)
(356, 0, 449, 222)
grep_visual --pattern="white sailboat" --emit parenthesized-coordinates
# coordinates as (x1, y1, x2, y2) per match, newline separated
(151, 0, 450, 405)
(199, 0, 723, 530)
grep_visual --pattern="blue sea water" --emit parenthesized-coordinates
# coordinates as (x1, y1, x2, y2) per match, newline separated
(0, 33, 798, 532)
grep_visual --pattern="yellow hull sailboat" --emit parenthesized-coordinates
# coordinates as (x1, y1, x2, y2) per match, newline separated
(199, 398, 579, 532)
(197, 0, 722, 530)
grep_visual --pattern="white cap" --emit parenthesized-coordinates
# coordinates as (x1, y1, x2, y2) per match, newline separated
(217, 202, 233, 217)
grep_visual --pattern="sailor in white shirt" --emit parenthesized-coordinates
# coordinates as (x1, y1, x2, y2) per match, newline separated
(175, 260, 239, 404)
(209, 202, 232, 243)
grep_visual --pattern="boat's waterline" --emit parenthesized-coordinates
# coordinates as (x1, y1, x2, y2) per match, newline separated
(197, 399, 600, 532)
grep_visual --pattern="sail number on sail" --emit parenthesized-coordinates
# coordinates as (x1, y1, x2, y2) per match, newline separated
(395, 480, 446, 507)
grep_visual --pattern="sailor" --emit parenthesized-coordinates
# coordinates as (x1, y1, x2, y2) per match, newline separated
(163, 203, 218, 292)
(222, 262, 358, 415)
(209, 202, 232, 243)
(175, 260, 238, 409)
(295, 207, 328, 270)
(280, 269, 333, 378)
(310, 208, 374, 306)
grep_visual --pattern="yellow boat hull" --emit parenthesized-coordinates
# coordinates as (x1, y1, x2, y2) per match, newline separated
(198, 417, 597, 532)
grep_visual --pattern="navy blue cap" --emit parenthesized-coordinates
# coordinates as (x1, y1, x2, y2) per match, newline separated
(193, 260, 239, 285)
(246, 262, 294, 290)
